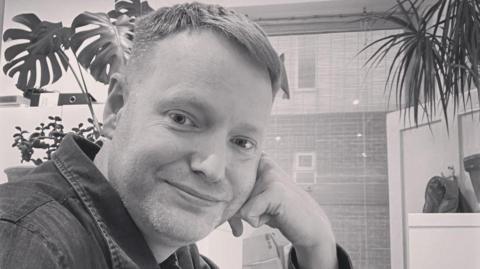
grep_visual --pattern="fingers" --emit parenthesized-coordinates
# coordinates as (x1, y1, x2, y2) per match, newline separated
(257, 152, 275, 176)
(239, 188, 284, 228)
(257, 154, 289, 185)
(228, 215, 244, 237)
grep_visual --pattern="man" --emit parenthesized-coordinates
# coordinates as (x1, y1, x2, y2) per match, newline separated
(0, 2, 352, 269)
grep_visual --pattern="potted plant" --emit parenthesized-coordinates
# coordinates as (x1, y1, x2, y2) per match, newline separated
(11, 115, 102, 164)
(5, 115, 102, 181)
(361, 0, 480, 129)
(2, 0, 153, 138)
(364, 0, 480, 201)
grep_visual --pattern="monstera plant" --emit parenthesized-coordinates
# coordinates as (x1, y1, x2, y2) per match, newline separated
(2, 0, 153, 138)
(362, 0, 480, 129)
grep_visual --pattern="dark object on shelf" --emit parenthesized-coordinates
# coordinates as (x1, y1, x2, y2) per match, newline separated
(58, 93, 97, 105)
(22, 87, 52, 97)
(0, 95, 30, 107)
(28, 93, 97, 106)
(423, 176, 472, 213)
(464, 154, 480, 202)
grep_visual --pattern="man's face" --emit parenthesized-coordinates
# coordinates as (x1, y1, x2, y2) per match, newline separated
(106, 30, 273, 246)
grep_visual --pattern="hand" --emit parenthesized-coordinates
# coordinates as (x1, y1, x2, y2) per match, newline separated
(228, 154, 338, 269)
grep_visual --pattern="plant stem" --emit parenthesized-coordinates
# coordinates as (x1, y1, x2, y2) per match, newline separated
(73, 52, 102, 139)
(75, 54, 89, 100)
(58, 50, 101, 139)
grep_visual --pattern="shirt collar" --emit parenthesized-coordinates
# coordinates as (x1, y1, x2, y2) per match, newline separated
(52, 133, 161, 269)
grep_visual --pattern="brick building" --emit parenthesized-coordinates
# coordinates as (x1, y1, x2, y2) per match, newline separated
(263, 30, 399, 269)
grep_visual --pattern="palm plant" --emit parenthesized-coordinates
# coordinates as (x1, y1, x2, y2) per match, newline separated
(2, 0, 153, 138)
(361, 0, 480, 129)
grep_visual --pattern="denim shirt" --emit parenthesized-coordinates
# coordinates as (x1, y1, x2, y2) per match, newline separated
(0, 134, 352, 269)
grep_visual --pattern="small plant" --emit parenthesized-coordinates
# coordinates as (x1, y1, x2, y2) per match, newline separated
(12, 116, 102, 165)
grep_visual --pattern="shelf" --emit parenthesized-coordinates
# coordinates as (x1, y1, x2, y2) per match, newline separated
(408, 213, 480, 228)
(407, 213, 480, 269)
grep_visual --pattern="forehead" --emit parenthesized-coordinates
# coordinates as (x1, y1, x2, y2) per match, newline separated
(127, 30, 273, 128)
(127, 29, 271, 89)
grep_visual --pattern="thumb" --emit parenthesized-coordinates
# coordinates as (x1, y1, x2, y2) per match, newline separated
(228, 215, 244, 237)
(240, 191, 278, 228)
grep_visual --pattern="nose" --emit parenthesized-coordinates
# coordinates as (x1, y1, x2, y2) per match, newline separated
(190, 142, 227, 183)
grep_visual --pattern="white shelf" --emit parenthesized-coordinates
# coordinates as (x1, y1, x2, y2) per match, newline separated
(408, 213, 480, 228)
(408, 213, 480, 269)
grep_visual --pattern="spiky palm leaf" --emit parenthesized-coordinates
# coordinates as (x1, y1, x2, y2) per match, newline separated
(431, 0, 480, 115)
(70, 12, 133, 84)
(362, 0, 480, 128)
(2, 13, 72, 90)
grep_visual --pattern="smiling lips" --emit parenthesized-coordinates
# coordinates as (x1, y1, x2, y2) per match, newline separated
(164, 180, 226, 203)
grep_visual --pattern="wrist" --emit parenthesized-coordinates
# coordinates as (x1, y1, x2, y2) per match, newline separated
(293, 234, 338, 269)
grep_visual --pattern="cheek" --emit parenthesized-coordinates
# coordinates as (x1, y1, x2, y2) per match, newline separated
(219, 166, 257, 221)
(110, 128, 185, 187)
(229, 166, 257, 203)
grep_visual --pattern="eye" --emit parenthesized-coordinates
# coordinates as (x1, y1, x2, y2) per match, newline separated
(231, 137, 256, 151)
(167, 111, 196, 127)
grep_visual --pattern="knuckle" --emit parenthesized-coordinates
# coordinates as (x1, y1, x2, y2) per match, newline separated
(270, 181, 287, 192)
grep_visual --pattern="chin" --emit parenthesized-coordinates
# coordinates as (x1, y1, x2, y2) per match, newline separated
(142, 202, 221, 245)
(151, 213, 218, 245)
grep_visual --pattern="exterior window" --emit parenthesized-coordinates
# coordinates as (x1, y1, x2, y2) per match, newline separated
(294, 152, 316, 184)
(297, 36, 316, 90)
(294, 171, 316, 184)
(295, 152, 316, 170)
(265, 23, 401, 269)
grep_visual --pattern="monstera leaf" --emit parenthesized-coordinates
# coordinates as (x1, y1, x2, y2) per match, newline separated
(108, 0, 154, 19)
(3, 13, 72, 90)
(71, 12, 133, 84)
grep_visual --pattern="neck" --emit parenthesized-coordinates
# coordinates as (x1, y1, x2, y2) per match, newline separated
(93, 140, 109, 178)
(93, 139, 181, 264)
(144, 237, 179, 263)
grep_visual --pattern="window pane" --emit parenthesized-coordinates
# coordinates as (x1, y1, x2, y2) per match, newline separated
(265, 29, 400, 269)
(298, 155, 313, 167)
(297, 35, 316, 89)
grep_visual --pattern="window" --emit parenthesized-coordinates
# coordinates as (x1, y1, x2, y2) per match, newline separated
(237, 3, 400, 267)
(294, 171, 317, 184)
(294, 152, 316, 170)
(293, 152, 316, 184)
(297, 35, 316, 90)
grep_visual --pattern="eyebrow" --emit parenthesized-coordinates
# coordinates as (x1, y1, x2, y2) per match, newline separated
(158, 94, 214, 115)
(232, 122, 262, 137)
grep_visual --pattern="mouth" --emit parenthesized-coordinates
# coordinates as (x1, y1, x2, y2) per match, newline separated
(164, 180, 225, 203)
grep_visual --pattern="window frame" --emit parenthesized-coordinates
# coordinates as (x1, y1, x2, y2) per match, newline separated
(295, 35, 317, 92)
(293, 170, 317, 185)
(232, 2, 399, 37)
(294, 152, 316, 170)
(233, 1, 401, 101)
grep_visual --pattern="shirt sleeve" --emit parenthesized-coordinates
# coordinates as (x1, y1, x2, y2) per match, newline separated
(288, 244, 353, 269)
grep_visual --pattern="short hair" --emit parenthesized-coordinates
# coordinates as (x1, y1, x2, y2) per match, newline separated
(125, 2, 287, 97)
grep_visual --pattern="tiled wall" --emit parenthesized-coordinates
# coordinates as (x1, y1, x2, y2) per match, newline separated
(264, 111, 390, 269)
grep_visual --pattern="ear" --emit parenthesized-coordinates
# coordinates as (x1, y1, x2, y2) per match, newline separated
(102, 73, 127, 139)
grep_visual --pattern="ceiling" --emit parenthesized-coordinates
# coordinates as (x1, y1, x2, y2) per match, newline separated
(151, 0, 398, 17)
